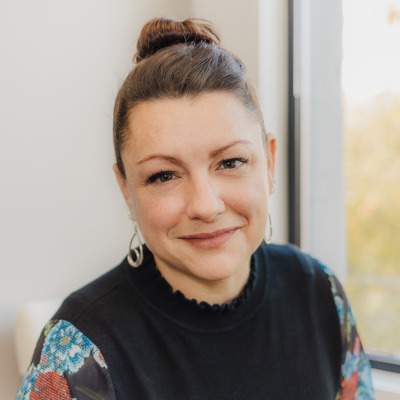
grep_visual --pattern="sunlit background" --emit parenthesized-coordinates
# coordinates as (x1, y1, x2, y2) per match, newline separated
(343, 0, 400, 357)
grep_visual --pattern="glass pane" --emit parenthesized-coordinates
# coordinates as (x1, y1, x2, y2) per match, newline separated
(343, 0, 400, 357)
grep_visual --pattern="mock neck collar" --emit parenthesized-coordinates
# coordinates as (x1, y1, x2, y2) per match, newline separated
(124, 245, 268, 331)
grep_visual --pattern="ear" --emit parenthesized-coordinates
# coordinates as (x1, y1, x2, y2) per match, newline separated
(113, 163, 134, 216)
(266, 133, 277, 193)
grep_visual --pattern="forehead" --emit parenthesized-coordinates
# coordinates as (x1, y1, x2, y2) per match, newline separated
(125, 92, 262, 155)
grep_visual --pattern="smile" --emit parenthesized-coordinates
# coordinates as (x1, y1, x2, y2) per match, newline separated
(179, 227, 239, 249)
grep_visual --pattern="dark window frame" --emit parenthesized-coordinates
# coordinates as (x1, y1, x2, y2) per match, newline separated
(288, 0, 400, 374)
(288, 0, 301, 247)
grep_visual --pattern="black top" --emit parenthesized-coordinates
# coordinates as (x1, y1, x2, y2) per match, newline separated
(17, 243, 375, 399)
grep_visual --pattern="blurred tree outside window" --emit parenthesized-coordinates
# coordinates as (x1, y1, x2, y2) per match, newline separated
(343, 0, 400, 357)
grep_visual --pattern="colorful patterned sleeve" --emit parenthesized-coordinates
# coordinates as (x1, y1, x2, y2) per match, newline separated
(16, 319, 116, 400)
(321, 265, 376, 400)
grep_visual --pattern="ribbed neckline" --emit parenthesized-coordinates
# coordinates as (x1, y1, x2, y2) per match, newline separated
(124, 245, 268, 331)
(150, 253, 257, 313)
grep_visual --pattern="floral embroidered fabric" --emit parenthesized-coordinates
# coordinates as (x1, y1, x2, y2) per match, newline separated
(322, 265, 375, 399)
(16, 319, 115, 400)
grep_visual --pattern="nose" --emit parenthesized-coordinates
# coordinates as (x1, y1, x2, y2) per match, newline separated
(185, 176, 225, 221)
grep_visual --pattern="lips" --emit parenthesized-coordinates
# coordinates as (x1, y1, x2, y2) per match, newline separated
(179, 227, 239, 249)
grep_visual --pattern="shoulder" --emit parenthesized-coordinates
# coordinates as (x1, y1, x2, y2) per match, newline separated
(53, 259, 129, 325)
(16, 262, 130, 399)
(254, 243, 340, 322)
(255, 242, 328, 281)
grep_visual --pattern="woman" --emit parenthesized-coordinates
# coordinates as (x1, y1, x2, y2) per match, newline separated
(17, 18, 375, 399)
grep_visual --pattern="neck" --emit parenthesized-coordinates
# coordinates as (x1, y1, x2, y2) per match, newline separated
(153, 257, 251, 305)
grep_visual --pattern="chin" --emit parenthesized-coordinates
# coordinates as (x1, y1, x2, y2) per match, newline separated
(181, 249, 250, 282)
(192, 265, 240, 282)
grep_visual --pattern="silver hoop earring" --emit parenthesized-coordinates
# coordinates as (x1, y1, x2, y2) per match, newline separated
(127, 224, 144, 267)
(263, 214, 273, 245)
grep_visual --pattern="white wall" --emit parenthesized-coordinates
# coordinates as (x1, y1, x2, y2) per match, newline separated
(0, 1, 288, 397)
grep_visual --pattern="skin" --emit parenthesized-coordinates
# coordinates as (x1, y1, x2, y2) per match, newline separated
(114, 92, 276, 305)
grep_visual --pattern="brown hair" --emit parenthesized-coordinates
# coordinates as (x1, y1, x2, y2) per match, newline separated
(114, 17, 266, 178)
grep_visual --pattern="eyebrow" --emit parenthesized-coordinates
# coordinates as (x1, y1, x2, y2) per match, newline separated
(137, 140, 252, 166)
(209, 140, 252, 159)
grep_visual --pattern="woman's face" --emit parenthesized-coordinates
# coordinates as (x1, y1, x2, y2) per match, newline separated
(114, 92, 276, 296)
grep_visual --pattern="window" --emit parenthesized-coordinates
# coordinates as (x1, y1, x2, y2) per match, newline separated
(343, 0, 400, 365)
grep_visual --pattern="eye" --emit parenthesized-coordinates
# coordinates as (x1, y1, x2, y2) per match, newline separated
(147, 171, 176, 183)
(219, 158, 248, 169)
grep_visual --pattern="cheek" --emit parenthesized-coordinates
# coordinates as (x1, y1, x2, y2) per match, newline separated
(132, 192, 184, 240)
(243, 182, 269, 239)
(223, 175, 269, 218)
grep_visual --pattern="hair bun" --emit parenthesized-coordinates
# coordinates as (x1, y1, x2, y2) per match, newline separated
(134, 17, 221, 63)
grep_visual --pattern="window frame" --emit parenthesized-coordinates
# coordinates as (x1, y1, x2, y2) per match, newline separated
(288, 0, 301, 247)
